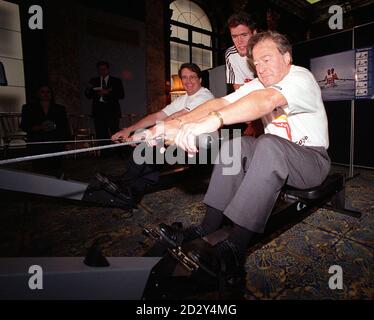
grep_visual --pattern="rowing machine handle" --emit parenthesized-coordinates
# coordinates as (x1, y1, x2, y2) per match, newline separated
(196, 132, 221, 149)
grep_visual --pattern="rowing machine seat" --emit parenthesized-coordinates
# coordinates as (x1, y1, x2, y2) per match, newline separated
(284, 174, 344, 200)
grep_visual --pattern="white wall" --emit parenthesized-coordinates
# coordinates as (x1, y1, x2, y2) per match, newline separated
(0, 0, 26, 113)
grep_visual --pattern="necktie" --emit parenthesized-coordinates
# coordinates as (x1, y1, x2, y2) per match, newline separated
(100, 78, 106, 102)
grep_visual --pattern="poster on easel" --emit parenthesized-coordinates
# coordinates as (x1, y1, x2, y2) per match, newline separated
(310, 46, 374, 101)
(310, 50, 356, 101)
(355, 46, 373, 100)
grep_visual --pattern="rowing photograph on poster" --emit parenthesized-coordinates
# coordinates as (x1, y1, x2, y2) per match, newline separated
(310, 50, 356, 101)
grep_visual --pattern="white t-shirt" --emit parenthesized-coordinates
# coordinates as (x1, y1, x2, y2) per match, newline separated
(224, 65, 329, 148)
(225, 46, 255, 85)
(162, 87, 214, 116)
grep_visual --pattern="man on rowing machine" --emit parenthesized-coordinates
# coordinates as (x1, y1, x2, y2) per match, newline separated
(145, 31, 331, 278)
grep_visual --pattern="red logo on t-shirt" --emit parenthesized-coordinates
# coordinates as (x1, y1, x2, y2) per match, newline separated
(244, 78, 252, 83)
(273, 121, 292, 141)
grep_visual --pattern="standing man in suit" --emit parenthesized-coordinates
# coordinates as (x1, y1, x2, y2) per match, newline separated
(85, 61, 125, 152)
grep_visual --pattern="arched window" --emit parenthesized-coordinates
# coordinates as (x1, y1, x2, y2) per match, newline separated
(170, 0, 213, 77)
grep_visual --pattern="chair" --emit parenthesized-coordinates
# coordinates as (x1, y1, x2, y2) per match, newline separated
(0, 113, 27, 159)
(0, 136, 5, 159)
(68, 114, 98, 158)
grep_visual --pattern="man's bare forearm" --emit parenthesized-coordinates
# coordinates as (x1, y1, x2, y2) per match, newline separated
(128, 111, 166, 133)
(219, 89, 287, 125)
(164, 109, 188, 121)
(170, 98, 229, 124)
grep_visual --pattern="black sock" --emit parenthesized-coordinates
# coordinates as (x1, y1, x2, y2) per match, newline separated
(228, 223, 256, 256)
(200, 205, 224, 236)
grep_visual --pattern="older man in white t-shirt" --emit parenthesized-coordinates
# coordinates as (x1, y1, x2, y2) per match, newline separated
(151, 31, 331, 278)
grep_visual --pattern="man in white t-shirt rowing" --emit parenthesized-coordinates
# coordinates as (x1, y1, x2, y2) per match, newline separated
(147, 31, 331, 278)
(112, 63, 214, 142)
(103, 63, 214, 204)
(225, 12, 264, 137)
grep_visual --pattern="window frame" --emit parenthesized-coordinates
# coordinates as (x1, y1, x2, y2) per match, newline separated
(169, 4, 217, 73)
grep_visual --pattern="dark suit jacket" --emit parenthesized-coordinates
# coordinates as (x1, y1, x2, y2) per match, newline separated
(21, 102, 70, 142)
(85, 76, 125, 118)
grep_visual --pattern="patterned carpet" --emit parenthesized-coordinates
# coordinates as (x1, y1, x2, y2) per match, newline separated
(0, 155, 373, 300)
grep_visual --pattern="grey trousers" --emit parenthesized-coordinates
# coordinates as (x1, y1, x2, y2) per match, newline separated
(204, 134, 331, 233)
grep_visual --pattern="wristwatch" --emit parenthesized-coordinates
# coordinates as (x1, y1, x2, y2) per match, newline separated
(208, 111, 224, 129)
